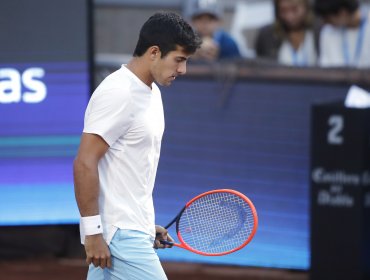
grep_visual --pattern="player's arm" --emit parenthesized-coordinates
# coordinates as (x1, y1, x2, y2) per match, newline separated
(73, 132, 111, 269)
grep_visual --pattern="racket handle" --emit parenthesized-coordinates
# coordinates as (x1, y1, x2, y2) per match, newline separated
(160, 240, 174, 246)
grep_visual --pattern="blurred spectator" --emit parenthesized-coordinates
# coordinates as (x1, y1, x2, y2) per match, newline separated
(255, 0, 320, 66)
(184, 0, 241, 61)
(314, 0, 370, 68)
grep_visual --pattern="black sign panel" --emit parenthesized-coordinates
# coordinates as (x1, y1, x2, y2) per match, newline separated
(310, 103, 370, 280)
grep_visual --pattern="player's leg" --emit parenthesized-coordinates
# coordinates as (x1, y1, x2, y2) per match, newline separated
(104, 229, 167, 280)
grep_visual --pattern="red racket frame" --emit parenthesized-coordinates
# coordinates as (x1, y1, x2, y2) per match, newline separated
(167, 189, 258, 256)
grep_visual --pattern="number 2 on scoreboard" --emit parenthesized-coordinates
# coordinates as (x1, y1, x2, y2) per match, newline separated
(327, 115, 344, 145)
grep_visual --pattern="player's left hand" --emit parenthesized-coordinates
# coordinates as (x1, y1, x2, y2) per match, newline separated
(154, 225, 174, 249)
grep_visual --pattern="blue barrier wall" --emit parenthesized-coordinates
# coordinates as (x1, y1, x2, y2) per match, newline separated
(155, 78, 352, 269)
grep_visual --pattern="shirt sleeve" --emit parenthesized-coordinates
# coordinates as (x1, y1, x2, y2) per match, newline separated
(214, 30, 241, 59)
(83, 87, 132, 146)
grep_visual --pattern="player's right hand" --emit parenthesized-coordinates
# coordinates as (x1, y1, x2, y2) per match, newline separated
(84, 234, 112, 269)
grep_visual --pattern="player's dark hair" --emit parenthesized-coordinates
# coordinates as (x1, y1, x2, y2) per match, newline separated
(133, 12, 202, 58)
(314, 0, 359, 17)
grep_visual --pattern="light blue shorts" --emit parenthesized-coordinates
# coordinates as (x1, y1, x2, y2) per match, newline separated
(87, 229, 167, 280)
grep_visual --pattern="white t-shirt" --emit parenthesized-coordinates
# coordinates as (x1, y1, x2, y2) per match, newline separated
(319, 14, 370, 68)
(278, 31, 317, 67)
(81, 65, 164, 244)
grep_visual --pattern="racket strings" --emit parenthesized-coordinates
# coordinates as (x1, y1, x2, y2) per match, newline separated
(178, 192, 256, 254)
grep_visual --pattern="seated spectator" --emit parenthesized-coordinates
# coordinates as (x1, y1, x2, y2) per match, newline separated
(184, 0, 241, 61)
(314, 0, 370, 68)
(255, 0, 320, 67)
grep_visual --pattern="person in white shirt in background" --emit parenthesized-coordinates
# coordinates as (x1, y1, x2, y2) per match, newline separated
(255, 0, 321, 67)
(73, 12, 201, 280)
(314, 0, 370, 68)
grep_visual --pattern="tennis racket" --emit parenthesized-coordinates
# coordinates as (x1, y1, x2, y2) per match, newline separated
(158, 189, 258, 256)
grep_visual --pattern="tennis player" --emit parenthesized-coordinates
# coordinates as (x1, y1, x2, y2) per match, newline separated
(73, 12, 201, 280)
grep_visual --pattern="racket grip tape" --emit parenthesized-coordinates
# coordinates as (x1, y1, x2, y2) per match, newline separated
(159, 240, 174, 246)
